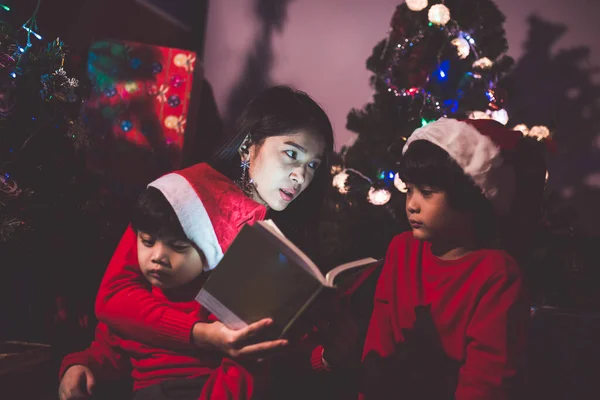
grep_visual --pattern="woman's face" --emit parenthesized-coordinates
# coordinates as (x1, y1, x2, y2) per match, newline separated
(243, 131, 326, 211)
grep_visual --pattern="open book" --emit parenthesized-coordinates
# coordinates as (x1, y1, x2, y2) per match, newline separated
(196, 220, 379, 339)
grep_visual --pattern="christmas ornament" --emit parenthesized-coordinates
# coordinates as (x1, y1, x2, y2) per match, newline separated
(368, 187, 391, 205)
(428, 4, 451, 26)
(406, 0, 428, 12)
(451, 37, 470, 59)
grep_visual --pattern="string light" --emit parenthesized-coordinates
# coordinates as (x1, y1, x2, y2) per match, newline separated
(394, 173, 408, 193)
(527, 126, 551, 141)
(22, 25, 42, 40)
(428, 4, 451, 25)
(406, 0, 428, 12)
(368, 187, 392, 205)
(332, 171, 349, 194)
(451, 37, 470, 59)
(513, 124, 529, 134)
(473, 57, 493, 69)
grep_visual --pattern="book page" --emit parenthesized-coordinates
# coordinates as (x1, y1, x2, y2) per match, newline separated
(261, 219, 286, 237)
(255, 220, 327, 285)
(325, 257, 379, 287)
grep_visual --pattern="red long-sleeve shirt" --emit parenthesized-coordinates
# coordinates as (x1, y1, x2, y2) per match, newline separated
(60, 284, 221, 392)
(360, 232, 528, 400)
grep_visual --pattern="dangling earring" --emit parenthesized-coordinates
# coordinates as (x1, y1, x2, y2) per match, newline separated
(237, 157, 255, 197)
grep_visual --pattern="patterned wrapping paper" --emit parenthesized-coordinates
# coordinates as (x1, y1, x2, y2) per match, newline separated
(84, 39, 197, 195)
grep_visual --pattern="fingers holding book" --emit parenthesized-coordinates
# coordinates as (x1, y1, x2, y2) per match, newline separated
(206, 318, 289, 359)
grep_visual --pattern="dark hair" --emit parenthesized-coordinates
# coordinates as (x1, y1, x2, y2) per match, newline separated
(398, 140, 495, 243)
(131, 187, 188, 242)
(209, 86, 334, 253)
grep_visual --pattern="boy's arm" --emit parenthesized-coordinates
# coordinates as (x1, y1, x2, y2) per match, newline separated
(95, 226, 201, 349)
(456, 262, 528, 400)
(95, 226, 287, 356)
(59, 322, 131, 382)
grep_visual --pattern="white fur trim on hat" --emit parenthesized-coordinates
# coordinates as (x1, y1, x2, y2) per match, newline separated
(403, 118, 515, 214)
(148, 173, 224, 270)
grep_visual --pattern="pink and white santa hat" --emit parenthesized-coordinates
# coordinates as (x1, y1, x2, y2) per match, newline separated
(147, 163, 266, 271)
(403, 117, 523, 215)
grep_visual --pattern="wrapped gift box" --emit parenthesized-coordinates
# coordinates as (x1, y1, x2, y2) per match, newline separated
(84, 39, 197, 195)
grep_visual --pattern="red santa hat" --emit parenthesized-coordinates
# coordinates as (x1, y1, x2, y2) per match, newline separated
(403, 118, 523, 215)
(147, 163, 266, 270)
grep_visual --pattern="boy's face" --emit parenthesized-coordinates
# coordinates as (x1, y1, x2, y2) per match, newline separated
(405, 183, 464, 242)
(137, 231, 204, 289)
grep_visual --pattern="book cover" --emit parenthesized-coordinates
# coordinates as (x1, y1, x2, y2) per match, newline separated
(196, 221, 378, 339)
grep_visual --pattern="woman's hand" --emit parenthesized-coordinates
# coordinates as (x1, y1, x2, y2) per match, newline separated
(193, 318, 288, 358)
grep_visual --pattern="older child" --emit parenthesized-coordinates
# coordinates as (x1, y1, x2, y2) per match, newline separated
(360, 118, 530, 400)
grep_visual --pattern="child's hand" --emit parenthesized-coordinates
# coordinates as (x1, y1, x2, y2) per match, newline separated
(58, 365, 95, 400)
(198, 319, 288, 358)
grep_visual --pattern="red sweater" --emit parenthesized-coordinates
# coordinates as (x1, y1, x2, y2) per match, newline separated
(59, 282, 223, 391)
(360, 232, 528, 400)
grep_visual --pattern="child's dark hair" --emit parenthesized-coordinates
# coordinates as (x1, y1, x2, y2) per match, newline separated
(131, 187, 188, 241)
(210, 85, 334, 255)
(399, 140, 496, 244)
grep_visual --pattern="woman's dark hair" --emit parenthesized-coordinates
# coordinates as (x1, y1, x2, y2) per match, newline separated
(398, 140, 495, 244)
(209, 86, 334, 254)
(131, 187, 188, 241)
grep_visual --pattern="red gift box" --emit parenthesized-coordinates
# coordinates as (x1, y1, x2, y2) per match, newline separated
(84, 40, 197, 193)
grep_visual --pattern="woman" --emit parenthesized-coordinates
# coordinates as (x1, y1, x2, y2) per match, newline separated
(93, 85, 335, 396)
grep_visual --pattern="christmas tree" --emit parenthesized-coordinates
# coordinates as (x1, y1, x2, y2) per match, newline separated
(0, 3, 126, 340)
(318, 0, 551, 269)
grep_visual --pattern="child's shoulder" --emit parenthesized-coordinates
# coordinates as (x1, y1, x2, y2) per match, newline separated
(390, 230, 417, 247)
(384, 231, 418, 256)
(475, 247, 520, 280)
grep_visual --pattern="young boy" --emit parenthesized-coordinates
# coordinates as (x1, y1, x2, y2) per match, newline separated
(58, 167, 287, 400)
(360, 118, 530, 400)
